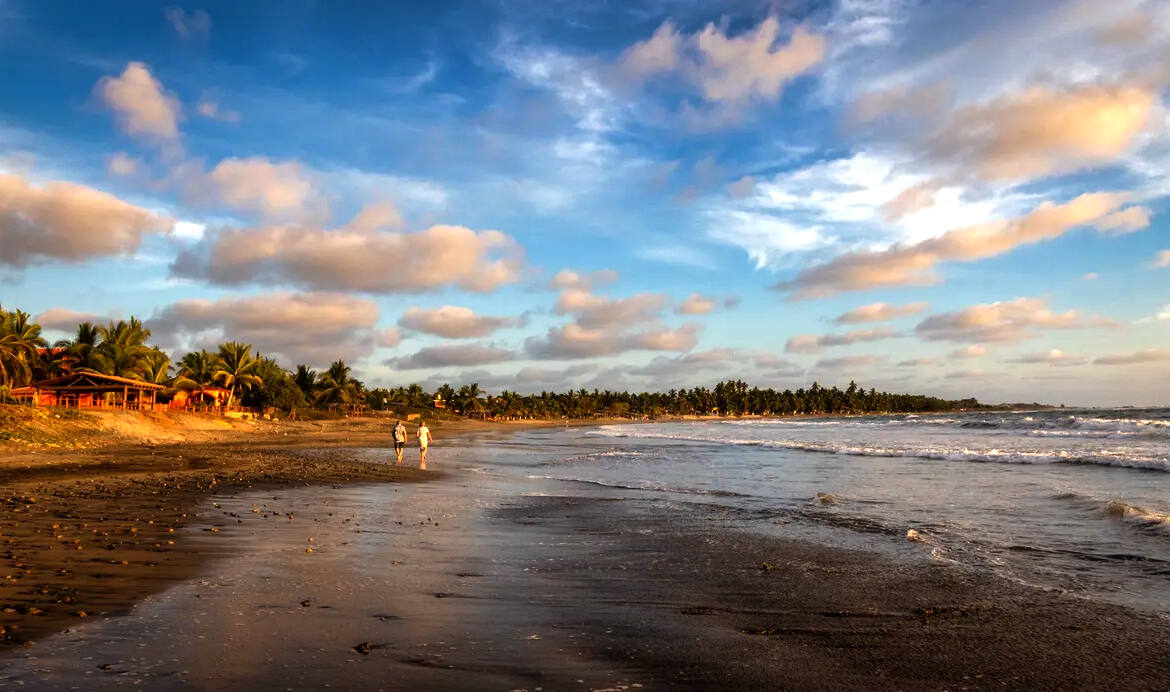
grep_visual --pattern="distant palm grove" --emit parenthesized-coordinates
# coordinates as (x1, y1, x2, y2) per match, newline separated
(1, 304, 981, 417)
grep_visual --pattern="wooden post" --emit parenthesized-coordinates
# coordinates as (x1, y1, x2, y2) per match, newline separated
(122, 385, 128, 409)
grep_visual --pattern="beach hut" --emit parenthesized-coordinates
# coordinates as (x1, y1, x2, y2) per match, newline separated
(12, 372, 165, 410)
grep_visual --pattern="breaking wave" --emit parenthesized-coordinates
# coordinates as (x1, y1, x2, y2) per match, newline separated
(592, 427, 1170, 472)
(525, 475, 748, 498)
(1053, 492, 1170, 536)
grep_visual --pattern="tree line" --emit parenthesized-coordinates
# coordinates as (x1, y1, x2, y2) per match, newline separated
(1, 305, 982, 417)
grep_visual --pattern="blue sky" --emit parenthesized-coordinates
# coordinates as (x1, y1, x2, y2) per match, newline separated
(1, 0, 1168, 405)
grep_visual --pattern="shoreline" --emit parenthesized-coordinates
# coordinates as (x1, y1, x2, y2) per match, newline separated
(2, 448, 1167, 689)
(3, 409, 1167, 688)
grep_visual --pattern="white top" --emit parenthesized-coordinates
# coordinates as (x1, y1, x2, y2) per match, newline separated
(417, 425, 431, 447)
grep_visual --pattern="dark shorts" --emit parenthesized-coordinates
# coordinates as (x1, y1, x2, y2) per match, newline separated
(394, 441, 405, 451)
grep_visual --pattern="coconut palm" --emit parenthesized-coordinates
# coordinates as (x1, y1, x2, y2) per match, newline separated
(53, 322, 101, 374)
(174, 350, 221, 390)
(456, 383, 484, 416)
(315, 360, 360, 406)
(90, 318, 151, 378)
(0, 308, 47, 387)
(91, 341, 149, 379)
(293, 365, 317, 399)
(138, 348, 173, 385)
(213, 342, 263, 408)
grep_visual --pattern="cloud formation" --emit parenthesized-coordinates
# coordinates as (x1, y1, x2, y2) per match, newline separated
(1151, 249, 1170, 269)
(949, 345, 987, 359)
(915, 297, 1105, 344)
(1009, 349, 1086, 367)
(785, 327, 899, 353)
(554, 289, 668, 328)
(675, 293, 718, 315)
(621, 17, 825, 104)
(927, 84, 1156, 181)
(107, 152, 139, 176)
(148, 292, 386, 366)
(164, 7, 211, 41)
(777, 193, 1148, 298)
(547, 269, 619, 291)
(34, 308, 111, 331)
(391, 343, 516, 369)
(833, 301, 928, 324)
(813, 354, 886, 370)
(174, 157, 323, 222)
(397, 306, 522, 339)
(1094, 348, 1170, 365)
(96, 62, 181, 141)
(0, 173, 172, 267)
(525, 322, 699, 359)
(195, 100, 240, 123)
(172, 219, 523, 294)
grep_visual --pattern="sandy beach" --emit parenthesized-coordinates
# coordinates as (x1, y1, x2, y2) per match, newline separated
(0, 413, 1167, 690)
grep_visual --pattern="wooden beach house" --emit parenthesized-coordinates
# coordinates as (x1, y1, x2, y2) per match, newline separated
(11, 372, 165, 410)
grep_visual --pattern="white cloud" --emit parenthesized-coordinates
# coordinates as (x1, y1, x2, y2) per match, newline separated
(525, 322, 700, 359)
(398, 306, 523, 339)
(785, 327, 900, 353)
(1094, 348, 1170, 365)
(547, 268, 619, 291)
(164, 7, 211, 41)
(96, 62, 181, 141)
(915, 297, 1108, 343)
(0, 173, 172, 267)
(950, 344, 988, 359)
(107, 152, 140, 176)
(172, 215, 523, 294)
(622, 17, 826, 104)
(148, 291, 384, 366)
(390, 344, 517, 369)
(554, 289, 668, 328)
(196, 100, 241, 123)
(675, 293, 718, 315)
(833, 301, 928, 324)
(1009, 349, 1086, 366)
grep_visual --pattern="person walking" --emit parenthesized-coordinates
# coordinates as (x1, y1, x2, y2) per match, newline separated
(392, 420, 408, 463)
(417, 420, 432, 469)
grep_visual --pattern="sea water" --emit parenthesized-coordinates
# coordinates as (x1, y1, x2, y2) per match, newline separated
(488, 408, 1170, 613)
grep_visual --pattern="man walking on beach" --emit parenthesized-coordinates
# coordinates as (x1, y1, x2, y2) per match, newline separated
(392, 420, 408, 464)
(417, 420, 432, 469)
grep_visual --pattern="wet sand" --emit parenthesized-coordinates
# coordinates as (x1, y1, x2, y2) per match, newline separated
(0, 444, 428, 648)
(1, 438, 1168, 690)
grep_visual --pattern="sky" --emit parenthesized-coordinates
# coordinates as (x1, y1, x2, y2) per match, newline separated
(1, 0, 1168, 406)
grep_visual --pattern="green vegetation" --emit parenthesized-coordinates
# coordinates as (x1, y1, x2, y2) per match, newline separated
(0, 304, 981, 418)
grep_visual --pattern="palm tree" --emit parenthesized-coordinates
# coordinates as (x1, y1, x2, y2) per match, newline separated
(213, 342, 263, 409)
(91, 318, 151, 378)
(293, 365, 317, 399)
(0, 308, 47, 388)
(456, 383, 484, 417)
(315, 360, 360, 406)
(174, 350, 221, 392)
(138, 348, 173, 385)
(91, 341, 148, 379)
(53, 322, 101, 374)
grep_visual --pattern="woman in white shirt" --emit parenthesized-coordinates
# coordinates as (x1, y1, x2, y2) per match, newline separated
(417, 421, 432, 468)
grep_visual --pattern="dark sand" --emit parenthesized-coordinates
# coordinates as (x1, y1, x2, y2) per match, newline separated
(0, 417, 1168, 690)
(0, 444, 427, 647)
(0, 451, 1167, 690)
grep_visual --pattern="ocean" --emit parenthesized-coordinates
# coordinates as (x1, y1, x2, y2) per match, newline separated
(478, 408, 1170, 614)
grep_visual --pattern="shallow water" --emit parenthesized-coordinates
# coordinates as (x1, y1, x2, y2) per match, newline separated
(497, 409, 1170, 613)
